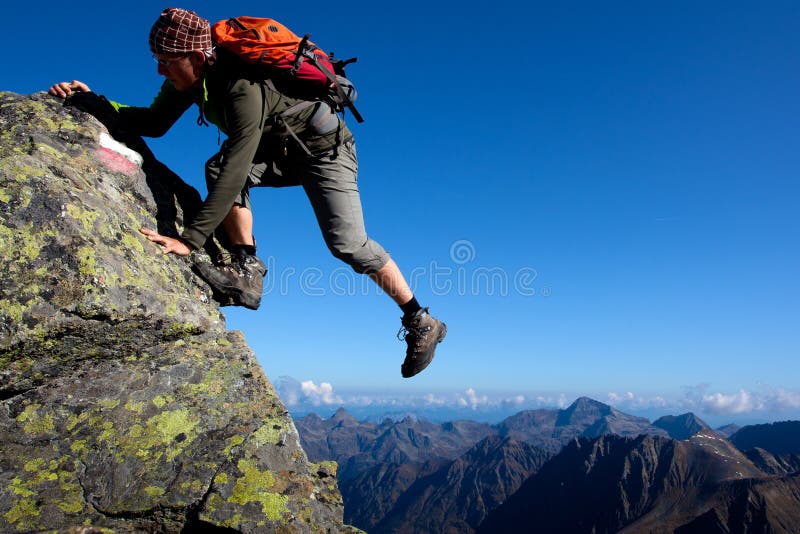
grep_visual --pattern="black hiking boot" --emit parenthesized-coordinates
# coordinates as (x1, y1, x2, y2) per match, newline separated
(190, 250, 266, 310)
(398, 307, 447, 378)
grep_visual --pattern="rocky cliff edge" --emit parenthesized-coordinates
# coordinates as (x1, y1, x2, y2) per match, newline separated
(0, 91, 352, 533)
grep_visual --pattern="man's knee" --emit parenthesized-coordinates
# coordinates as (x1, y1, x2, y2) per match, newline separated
(327, 240, 389, 275)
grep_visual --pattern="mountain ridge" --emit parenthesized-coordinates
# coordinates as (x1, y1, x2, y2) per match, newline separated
(480, 433, 800, 533)
(296, 400, 800, 533)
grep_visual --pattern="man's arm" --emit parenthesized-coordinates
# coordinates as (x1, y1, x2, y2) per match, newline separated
(50, 80, 192, 138)
(111, 81, 194, 138)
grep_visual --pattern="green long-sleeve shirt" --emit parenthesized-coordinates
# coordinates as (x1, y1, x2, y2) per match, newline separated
(113, 62, 350, 249)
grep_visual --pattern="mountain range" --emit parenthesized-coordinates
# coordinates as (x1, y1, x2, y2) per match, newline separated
(481, 432, 799, 533)
(295, 397, 800, 533)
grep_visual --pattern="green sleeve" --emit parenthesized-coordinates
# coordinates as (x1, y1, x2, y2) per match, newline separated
(180, 79, 266, 249)
(110, 81, 194, 138)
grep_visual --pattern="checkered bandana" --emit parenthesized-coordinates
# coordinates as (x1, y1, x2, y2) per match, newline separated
(149, 8, 211, 54)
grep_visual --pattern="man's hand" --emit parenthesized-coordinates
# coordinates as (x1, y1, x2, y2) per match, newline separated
(49, 80, 91, 99)
(140, 228, 192, 256)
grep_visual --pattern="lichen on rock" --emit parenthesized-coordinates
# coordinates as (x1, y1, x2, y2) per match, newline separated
(0, 91, 352, 533)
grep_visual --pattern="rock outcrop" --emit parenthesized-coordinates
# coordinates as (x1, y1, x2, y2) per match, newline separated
(0, 91, 352, 533)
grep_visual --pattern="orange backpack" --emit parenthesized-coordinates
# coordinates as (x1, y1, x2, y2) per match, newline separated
(211, 17, 363, 122)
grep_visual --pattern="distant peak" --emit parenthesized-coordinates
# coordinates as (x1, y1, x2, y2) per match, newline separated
(555, 397, 613, 428)
(331, 407, 353, 421)
(565, 397, 612, 414)
(653, 412, 711, 441)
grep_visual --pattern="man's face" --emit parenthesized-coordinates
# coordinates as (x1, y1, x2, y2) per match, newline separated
(154, 52, 202, 91)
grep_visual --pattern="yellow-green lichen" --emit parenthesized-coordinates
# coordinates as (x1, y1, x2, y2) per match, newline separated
(313, 460, 338, 478)
(124, 400, 145, 413)
(178, 479, 205, 494)
(66, 410, 91, 432)
(56, 469, 85, 514)
(9, 477, 35, 498)
(203, 494, 244, 530)
(2, 457, 83, 529)
(99, 399, 120, 410)
(151, 394, 173, 409)
(97, 421, 115, 442)
(228, 459, 289, 522)
(70, 439, 89, 454)
(0, 299, 25, 324)
(16, 404, 55, 435)
(19, 237, 42, 262)
(3, 495, 39, 529)
(183, 366, 227, 397)
(165, 322, 201, 338)
(251, 419, 285, 447)
(224, 435, 245, 456)
(146, 408, 199, 462)
(145, 486, 165, 498)
(165, 300, 179, 318)
(0, 221, 46, 262)
(75, 245, 98, 280)
(120, 232, 145, 254)
(24, 458, 47, 472)
(65, 203, 99, 233)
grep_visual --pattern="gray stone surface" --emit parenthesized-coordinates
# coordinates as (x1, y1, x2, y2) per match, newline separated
(0, 91, 353, 533)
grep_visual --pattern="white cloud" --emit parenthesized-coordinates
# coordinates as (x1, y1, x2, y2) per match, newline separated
(774, 389, 800, 409)
(701, 390, 761, 414)
(607, 392, 635, 403)
(532, 394, 570, 409)
(346, 395, 380, 407)
(458, 388, 490, 410)
(502, 395, 526, 408)
(679, 385, 800, 416)
(606, 392, 669, 410)
(299, 380, 343, 406)
(423, 393, 448, 406)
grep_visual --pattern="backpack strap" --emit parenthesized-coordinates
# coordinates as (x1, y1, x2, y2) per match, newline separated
(262, 79, 313, 156)
(290, 34, 312, 76)
(276, 102, 315, 156)
(264, 79, 349, 156)
(296, 45, 364, 123)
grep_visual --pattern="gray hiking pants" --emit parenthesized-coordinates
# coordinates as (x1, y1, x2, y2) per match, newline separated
(205, 139, 390, 275)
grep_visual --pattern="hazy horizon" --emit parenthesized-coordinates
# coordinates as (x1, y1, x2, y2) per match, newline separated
(274, 376, 798, 428)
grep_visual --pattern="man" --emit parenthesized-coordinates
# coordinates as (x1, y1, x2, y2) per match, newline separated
(49, 8, 446, 378)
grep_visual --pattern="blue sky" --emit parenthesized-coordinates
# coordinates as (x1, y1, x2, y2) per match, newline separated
(5, 1, 798, 425)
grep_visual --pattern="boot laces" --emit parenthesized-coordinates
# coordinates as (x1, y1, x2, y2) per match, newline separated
(214, 251, 249, 276)
(397, 308, 431, 344)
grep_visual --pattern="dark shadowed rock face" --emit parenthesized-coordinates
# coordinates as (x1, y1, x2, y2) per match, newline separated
(0, 92, 353, 533)
(373, 436, 551, 534)
(744, 447, 800, 476)
(653, 412, 712, 440)
(479, 433, 800, 534)
(730, 421, 800, 456)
